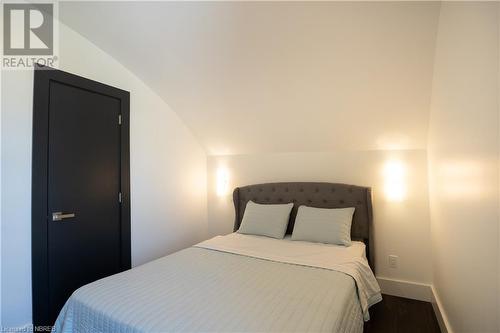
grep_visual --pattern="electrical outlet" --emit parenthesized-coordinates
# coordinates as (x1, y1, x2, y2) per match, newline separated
(389, 255, 399, 268)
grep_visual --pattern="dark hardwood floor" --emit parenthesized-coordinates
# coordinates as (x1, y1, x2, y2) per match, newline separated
(364, 294, 441, 333)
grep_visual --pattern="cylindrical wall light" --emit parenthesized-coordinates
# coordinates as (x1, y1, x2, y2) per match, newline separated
(216, 167, 230, 197)
(383, 160, 407, 202)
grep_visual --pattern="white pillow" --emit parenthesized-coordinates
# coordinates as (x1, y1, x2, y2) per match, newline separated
(291, 206, 355, 246)
(237, 201, 294, 239)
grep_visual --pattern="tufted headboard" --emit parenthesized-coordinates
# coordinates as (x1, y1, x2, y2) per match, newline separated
(233, 182, 375, 270)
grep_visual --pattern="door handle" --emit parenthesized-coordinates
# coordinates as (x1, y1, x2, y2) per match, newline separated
(52, 212, 76, 221)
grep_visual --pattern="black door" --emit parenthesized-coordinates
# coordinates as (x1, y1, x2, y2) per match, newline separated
(32, 65, 130, 327)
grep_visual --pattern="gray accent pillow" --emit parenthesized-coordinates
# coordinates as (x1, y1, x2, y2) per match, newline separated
(237, 201, 294, 239)
(291, 206, 355, 246)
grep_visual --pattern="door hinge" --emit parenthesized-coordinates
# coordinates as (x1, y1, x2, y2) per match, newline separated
(118, 192, 122, 203)
(118, 114, 122, 125)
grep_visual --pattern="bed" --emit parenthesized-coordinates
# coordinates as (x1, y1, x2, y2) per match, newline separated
(54, 182, 381, 333)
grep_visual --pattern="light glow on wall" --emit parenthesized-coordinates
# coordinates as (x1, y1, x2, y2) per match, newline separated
(383, 160, 407, 202)
(216, 167, 230, 196)
(376, 134, 411, 150)
(438, 161, 485, 199)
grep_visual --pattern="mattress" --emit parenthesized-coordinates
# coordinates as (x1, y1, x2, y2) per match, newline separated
(54, 234, 381, 333)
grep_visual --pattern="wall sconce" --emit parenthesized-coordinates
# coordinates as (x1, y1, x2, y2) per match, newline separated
(216, 167, 229, 197)
(383, 160, 406, 202)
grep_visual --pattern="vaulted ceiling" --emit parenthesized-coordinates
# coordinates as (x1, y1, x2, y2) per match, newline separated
(60, 1, 441, 155)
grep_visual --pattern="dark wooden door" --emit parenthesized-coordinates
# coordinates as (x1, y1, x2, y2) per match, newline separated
(32, 65, 130, 327)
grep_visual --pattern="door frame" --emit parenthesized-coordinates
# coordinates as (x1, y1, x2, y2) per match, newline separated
(31, 64, 131, 327)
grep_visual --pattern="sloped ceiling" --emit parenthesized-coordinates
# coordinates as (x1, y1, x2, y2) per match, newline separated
(60, 1, 440, 155)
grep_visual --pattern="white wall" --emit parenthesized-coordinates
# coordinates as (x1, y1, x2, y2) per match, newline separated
(207, 150, 433, 285)
(0, 62, 3, 331)
(428, 2, 499, 332)
(0, 23, 207, 328)
(59, 1, 440, 155)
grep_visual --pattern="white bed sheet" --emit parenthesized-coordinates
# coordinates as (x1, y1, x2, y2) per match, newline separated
(282, 234, 367, 258)
(55, 233, 380, 333)
(196, 233, 381, 320)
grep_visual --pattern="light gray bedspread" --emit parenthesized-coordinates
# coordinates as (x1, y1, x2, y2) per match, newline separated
(55, 247, 364, 333)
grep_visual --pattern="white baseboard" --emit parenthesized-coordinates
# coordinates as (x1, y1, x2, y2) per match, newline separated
(376, 277, 453, 333)
(430, 286, 453, 333)
(376, 276, 432, 301)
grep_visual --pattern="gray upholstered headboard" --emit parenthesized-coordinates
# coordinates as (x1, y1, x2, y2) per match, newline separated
(233, 182, 375, 270)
